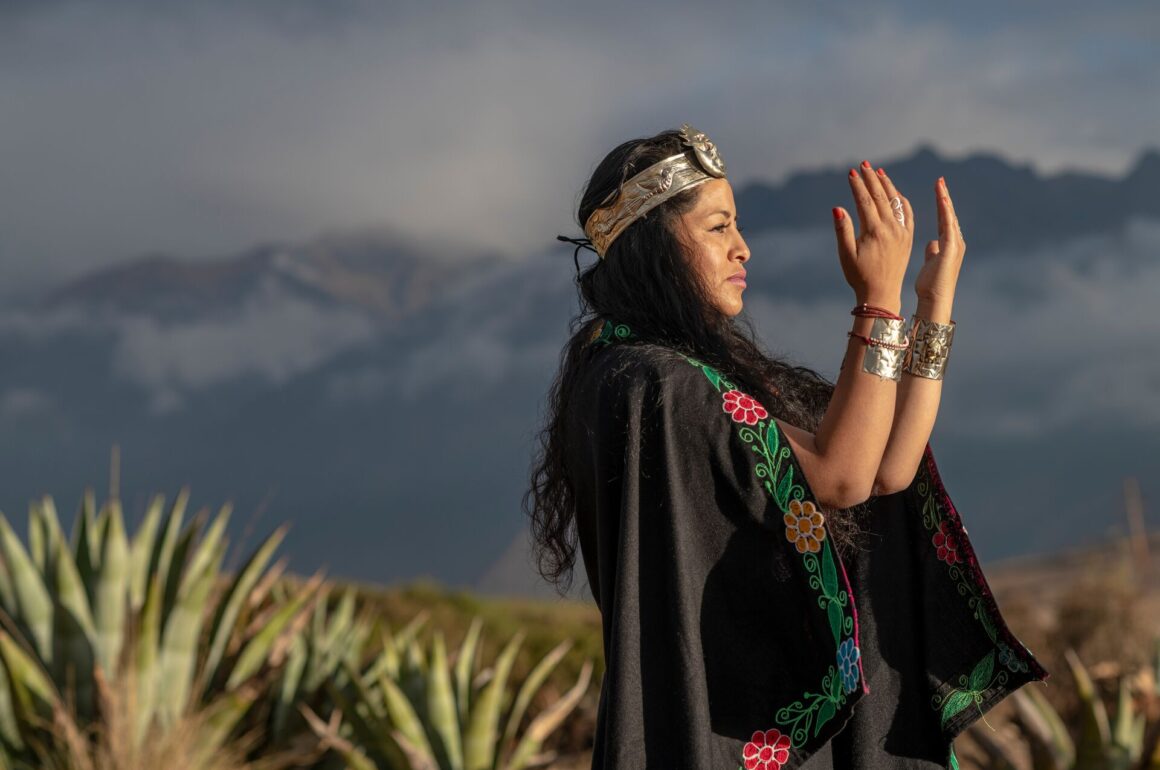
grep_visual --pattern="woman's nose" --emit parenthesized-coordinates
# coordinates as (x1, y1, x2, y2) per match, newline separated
(735, 236, 750, 262)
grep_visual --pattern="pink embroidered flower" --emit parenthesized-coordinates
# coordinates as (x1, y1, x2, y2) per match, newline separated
(742, 728, 792, 770)
(932, 521, 960, 565)
(723, 389, 768, 425)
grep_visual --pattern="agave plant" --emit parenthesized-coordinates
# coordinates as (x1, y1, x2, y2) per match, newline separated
(304, 615, 593, 770)
(266, 584, 375, 746)
(0, 488, 323, 765)
(976, 641, 1160, 770)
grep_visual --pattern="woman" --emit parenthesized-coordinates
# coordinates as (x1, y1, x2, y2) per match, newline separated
(525, 125, 1047, 769)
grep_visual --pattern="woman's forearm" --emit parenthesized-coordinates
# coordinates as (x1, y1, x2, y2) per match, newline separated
(778, 292, 903, 510)
(872, 294, 954, 494)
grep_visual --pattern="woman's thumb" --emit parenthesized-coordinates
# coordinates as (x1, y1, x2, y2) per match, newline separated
(833, 207, 855, 260)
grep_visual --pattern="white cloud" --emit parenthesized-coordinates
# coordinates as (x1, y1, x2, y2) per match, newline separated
(0, 0, 1154, 293)
(107, 276, 377, 410)
(744, 217, 1160, 438)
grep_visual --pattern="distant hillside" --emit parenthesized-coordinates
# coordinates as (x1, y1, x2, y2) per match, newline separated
(0, 143, 1156, 593)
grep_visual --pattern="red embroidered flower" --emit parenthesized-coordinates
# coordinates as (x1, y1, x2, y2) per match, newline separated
(723, 389, 768, 425)
(742, 728, 792, 770)
(932, 521, 960, 564)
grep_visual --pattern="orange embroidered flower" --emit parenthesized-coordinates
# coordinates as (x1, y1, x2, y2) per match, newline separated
(783, 498, 825, 554)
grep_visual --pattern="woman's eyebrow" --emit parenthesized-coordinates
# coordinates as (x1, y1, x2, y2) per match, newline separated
(708, 209, 736, 219)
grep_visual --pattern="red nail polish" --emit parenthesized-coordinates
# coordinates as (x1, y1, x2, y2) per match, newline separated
(876, 167, 885, 177)
(832, 207, 844, 221)
(862, 160, 871, 169)
(849, 168, 857, 178)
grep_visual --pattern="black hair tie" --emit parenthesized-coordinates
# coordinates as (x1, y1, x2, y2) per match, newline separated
(556, 234, 599, 276)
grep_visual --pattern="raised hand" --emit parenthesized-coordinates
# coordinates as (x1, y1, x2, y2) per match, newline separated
(832, 160, 915, 309)
(915, 177, 966, 301)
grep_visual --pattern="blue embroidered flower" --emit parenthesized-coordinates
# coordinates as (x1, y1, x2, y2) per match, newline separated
(997, 641, 1029, 673)
(837, 638, 861, 693)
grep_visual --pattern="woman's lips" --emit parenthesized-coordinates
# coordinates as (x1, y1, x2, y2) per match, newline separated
(727, 273, 747, 287)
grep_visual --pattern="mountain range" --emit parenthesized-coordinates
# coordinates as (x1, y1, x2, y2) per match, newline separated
(1, 143, 1156, 599)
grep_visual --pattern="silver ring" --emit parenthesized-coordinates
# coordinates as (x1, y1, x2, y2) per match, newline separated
(889, 196, 905, 226)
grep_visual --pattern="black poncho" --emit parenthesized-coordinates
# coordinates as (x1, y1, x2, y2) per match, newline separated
(568, 321, 1048, 770)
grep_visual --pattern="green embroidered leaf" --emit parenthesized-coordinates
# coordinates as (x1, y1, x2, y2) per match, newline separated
(701, 365, 722, 391)
(827, 603, 842, 648)
(828, 667, 843, 701)
(815, 700, 836, 737)
(764, 421, 780, 459)
(775, 468, 794, 511)
(940, 690, 974, 726)
(969, 650, 996, 691)
(820, 541, 838, 598)
(979, 611, 998, 643)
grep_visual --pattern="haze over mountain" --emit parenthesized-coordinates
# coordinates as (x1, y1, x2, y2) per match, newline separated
(1, 144, 1156, 598)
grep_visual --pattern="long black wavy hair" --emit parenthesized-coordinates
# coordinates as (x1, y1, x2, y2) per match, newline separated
(525, 128, 869, 596)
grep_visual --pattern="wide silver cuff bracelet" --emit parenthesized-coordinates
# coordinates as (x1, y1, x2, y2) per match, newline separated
(861, 317, 907, 381)
(863, 345, 905, 381)
(902, 315, 956, 380)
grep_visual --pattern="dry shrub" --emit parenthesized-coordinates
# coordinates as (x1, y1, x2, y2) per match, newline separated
(31, 666, 320, 770)
(1055, 561, 1152, 672)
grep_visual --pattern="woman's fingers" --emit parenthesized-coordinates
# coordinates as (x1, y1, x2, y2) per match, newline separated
(860, 160, 894, 223)
(936, 177, 963, 253)
(876, 169, 913, 236)
(847, 166, 879, 237)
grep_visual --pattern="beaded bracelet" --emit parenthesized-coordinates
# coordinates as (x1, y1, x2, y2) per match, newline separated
(847, 330, 910, 350)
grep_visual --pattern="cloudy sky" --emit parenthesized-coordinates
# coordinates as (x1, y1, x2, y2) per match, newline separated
(1, 0, 1156, 293)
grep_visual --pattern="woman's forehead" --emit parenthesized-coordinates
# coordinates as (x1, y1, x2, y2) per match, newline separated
(690, 179, 736, 217)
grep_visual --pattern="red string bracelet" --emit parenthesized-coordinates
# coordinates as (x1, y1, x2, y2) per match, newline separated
(850, 303, 904, 321)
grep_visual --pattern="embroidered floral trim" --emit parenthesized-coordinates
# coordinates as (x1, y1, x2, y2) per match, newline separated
(682, 353, 861, 752)
(591, 320, 633, 346)
(917, 449, 1047, 729)
(932, 521, 960, 565)
(837, 638, 861, 694)
(784, 498, 825, 554)
(741, 729, 791, 770)
(588, 320, 865, 761)
(932, 649, 1009, 728)
(723, 388, 769, 425)
(998, 641, 1029, 673)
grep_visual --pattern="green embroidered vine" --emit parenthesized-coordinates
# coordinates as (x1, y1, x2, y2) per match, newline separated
(918, 463, 1028, 729)
(805, 539, 854, 646)
(917, 472, 997, 643)
(592, 320, 633, 346)
(930, 649, 1009, 728)
(774, 666, 847, 744)
(736, 419, 803, 512)
(679, 354, 856, 746)
(590, 319, 861, 749)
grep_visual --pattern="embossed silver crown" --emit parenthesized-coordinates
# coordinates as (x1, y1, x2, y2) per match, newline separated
(583, 123, 727, 258)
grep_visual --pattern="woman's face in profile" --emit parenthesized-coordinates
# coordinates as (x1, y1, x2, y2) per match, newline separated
(675, 178, 751, 317)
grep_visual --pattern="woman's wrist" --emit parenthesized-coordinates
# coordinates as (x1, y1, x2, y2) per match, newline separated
(854, 291, 902, 316)
(915, 294, 954, 324)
